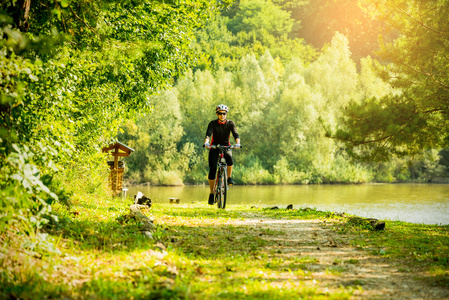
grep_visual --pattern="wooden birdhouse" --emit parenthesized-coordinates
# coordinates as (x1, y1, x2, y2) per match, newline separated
(102, 142, 134, 196)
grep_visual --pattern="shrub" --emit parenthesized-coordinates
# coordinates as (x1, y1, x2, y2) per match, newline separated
(144, 169, 184, 186)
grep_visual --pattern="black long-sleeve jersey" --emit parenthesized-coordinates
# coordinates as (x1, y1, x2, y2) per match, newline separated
(205, 119, 240, 146)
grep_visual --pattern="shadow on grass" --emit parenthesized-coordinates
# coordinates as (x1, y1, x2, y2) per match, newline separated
(46, 212, 153, 252)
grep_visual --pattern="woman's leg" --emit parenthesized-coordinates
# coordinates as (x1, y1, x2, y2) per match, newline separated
(227, 165, 233, 178)
(208, 148, 219, 193)
(225, 150, 234, 184)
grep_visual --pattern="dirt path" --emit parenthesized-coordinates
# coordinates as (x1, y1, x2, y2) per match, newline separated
(225, 215, 449, 299)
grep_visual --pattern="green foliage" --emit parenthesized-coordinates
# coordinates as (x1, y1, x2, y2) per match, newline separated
(2, 0, 448, 254)
(406, 150, 446, 182)
(227, 0, 294, 39)
(358, 56, 397, 100)
(272, 157, 309, 184)
(121, 22, 447, 184)
(117, 89, 192, 184)
(307, 33, 358, 104)
(233, 157, 274, 185)
(333, 0, 449, 160)
(312, 155, 372, 184)
(2, 0, 449, 295)
(0, 0, 230, 248)
(192, 4, 315, 72)
(0, 144, 58, 247)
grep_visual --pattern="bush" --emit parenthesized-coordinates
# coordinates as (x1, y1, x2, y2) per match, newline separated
(272, 157, 310, 184)
(233, 165, 274, 185)
(183, 162, 208, 185)
(144, 169, 184, 186)
(58, 152, 111, 198)
(311, 155, 371, 183)
(0, 144, 60, 254)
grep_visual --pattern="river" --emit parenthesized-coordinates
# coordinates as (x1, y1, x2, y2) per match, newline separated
(125, 183, 449, 225)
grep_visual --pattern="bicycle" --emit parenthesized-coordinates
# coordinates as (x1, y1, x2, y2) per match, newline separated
(204, 144, 240, 209)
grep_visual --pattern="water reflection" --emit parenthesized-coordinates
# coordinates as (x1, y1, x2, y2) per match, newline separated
(126, 184, 449, 225)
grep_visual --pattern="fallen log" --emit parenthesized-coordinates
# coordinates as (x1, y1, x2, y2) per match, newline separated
(130, 204, 154, 230)
(130, 192, 154, 238)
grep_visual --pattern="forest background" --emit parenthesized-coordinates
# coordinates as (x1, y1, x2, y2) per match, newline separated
(116, 0, 449, 186)
(1, 0, 449, 236)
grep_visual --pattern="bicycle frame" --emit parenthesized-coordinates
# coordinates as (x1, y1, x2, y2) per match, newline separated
(206, 144, 238, 209)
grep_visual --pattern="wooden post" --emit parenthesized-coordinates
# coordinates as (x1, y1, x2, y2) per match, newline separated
(114, 146, 119, 196)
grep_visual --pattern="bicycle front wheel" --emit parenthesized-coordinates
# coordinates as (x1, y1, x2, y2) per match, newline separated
(216, 175, 223, 208)
(221, 176, 228, 209)
(221, 169, 227, 209)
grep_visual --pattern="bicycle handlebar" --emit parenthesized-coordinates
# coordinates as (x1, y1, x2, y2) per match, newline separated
(203, 144, 242, 149)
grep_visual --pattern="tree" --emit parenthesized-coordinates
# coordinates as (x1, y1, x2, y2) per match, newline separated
(332, 0, 449, 160)
(1, 0, 230, 173)
(305, 33, 358, 109)
(118, 89, 191, 185)
(227, 0, 294, 39)
(0, 0, 230, 233)
(193, 2, 314, 72)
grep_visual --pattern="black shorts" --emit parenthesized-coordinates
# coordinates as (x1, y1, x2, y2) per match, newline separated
(208, 148, 233, 180)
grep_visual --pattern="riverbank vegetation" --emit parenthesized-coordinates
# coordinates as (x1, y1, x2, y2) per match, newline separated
(1, 196, 448, 299)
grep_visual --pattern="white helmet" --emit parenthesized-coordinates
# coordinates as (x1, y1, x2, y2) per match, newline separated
(215, 104, 229, 112)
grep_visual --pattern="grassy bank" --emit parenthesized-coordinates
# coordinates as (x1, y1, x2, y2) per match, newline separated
(1, 194, 448, 299)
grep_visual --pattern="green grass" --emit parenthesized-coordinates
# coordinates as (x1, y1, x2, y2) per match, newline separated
(342, 218, 449, 288)
(1, 194, 448, 299)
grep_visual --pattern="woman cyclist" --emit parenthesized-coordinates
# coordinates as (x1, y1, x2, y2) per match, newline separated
(204, 104, 241, 205)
